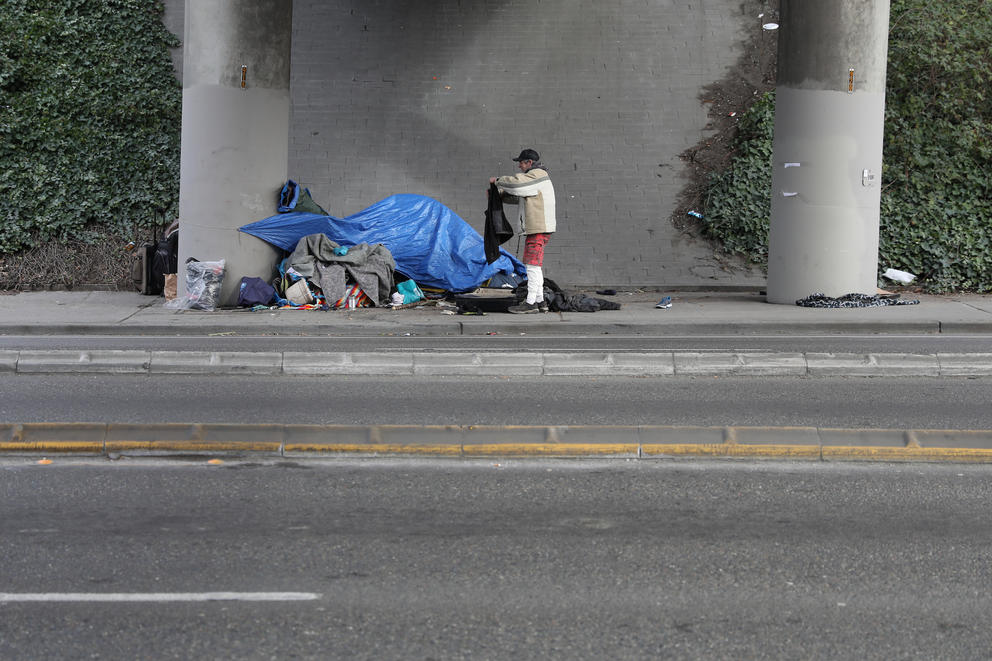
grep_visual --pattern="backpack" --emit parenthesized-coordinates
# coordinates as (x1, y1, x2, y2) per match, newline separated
(237, 276, 277, 307)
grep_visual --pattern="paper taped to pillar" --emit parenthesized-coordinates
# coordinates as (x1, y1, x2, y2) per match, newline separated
(239, 193, 526, 292)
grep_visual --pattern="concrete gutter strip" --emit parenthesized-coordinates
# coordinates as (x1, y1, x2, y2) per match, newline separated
(3, 423, 992, 462)
(16, 350, 151, 374)
(936, 353, 992, 377)
(672, 352, 807, 376)
(149, 351, 283, 375)
(0, 350, 17, 373)
(4, 350, 992, 377)
(806, 352, 941, 377)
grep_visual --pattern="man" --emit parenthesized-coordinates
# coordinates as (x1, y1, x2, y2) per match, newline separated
(490, 148, 557, 314)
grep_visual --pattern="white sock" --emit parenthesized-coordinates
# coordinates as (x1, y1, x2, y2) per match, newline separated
(525, 264, 543, 305)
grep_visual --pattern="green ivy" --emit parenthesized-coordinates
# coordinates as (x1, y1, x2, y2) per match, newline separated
(0, 0, 181, 254)
(702, 91, 775, 265)
(701, 0, 992, 292)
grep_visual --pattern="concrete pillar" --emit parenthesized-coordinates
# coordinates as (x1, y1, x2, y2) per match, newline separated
(765, 1, 891, 304)
(178, 1, 292, 306)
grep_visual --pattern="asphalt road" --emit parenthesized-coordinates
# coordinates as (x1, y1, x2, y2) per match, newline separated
(2, 459, 991, 660)
(2, 373, 991, 429)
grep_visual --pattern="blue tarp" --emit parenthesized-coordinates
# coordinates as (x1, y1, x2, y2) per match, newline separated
(239, 193, 525, 292)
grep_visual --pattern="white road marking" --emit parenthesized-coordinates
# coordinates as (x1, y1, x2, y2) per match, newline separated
(0, 592, 320, 602)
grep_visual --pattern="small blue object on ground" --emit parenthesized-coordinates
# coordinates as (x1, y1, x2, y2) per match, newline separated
(655, 296, 672, 309)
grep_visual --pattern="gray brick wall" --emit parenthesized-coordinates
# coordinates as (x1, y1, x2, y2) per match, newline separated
(163, 0, 766, 288)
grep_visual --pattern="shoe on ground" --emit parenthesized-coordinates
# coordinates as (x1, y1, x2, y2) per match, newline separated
(655, 296, 672, 309)
(508, 301, 541, 314)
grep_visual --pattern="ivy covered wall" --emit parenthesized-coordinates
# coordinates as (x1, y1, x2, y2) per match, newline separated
(701, 0, 992, 292)
(0, 0, 181, 256)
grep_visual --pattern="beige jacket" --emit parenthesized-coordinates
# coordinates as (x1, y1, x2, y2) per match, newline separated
(495, 167, 556, 235)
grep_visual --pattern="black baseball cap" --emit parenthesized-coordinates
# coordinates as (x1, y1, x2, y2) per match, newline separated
(512, 148, 540, 162)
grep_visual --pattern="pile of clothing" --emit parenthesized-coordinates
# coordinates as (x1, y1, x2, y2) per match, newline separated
(282, 234, 395, 308)
(237, 233, 423, 310)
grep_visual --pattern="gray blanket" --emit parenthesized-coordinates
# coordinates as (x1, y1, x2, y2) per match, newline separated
(287, 234, 395, 307)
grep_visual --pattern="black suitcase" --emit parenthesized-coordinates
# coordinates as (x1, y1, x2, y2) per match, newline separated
(131, 242, 157, 295)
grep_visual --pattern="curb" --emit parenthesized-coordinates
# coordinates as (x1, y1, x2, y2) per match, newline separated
(3, 423, 992, 462)
(4, 350, 992, 377)
(4, 319, 992, 337)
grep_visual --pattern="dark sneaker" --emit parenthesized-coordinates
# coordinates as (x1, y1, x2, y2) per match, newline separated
(508, 301, 540, 314)
(538, 300, 549, 313)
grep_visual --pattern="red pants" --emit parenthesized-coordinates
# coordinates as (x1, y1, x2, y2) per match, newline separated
(523, 233, 551, 266)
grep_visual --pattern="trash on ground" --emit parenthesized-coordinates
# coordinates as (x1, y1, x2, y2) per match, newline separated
(883, 268, 917, 284)
(284, 279, 313, 305)
(163, 273, 177, 301)
(165, 259, 225, 311)
(396, 279, 425, 304)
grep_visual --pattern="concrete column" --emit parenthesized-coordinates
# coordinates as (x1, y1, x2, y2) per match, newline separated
(765, 1, 891, 304)
(178, 1, 292, 306)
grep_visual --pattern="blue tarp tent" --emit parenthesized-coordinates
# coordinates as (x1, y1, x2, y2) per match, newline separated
(239, 193, 525, 292)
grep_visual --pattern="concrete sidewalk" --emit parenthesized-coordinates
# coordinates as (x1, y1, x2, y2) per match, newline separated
(2, 288, 992, 337)
(3, 289, 992, 462)
(3, 288, 992, 378)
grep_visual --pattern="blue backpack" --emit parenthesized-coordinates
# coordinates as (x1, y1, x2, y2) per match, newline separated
(237, 277, 276, 307)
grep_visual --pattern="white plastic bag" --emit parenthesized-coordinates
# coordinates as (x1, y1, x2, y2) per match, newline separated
(883, 268, 916, 285)
(165, 259, 226, 311)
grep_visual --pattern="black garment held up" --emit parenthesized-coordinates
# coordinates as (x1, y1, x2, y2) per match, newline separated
(484, 182, 514, 264)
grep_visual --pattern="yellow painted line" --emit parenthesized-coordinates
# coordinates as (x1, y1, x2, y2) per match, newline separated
(105, 440, 282, 453)
(723, 444, 822, 458)
(642, 443, 740, 457)
(641, 443, 821, 458)
(0, 441, 104, 453)
(462, 443, 638, 456)
(822, 446, 992, 462)
(283, 443, 463, 455)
